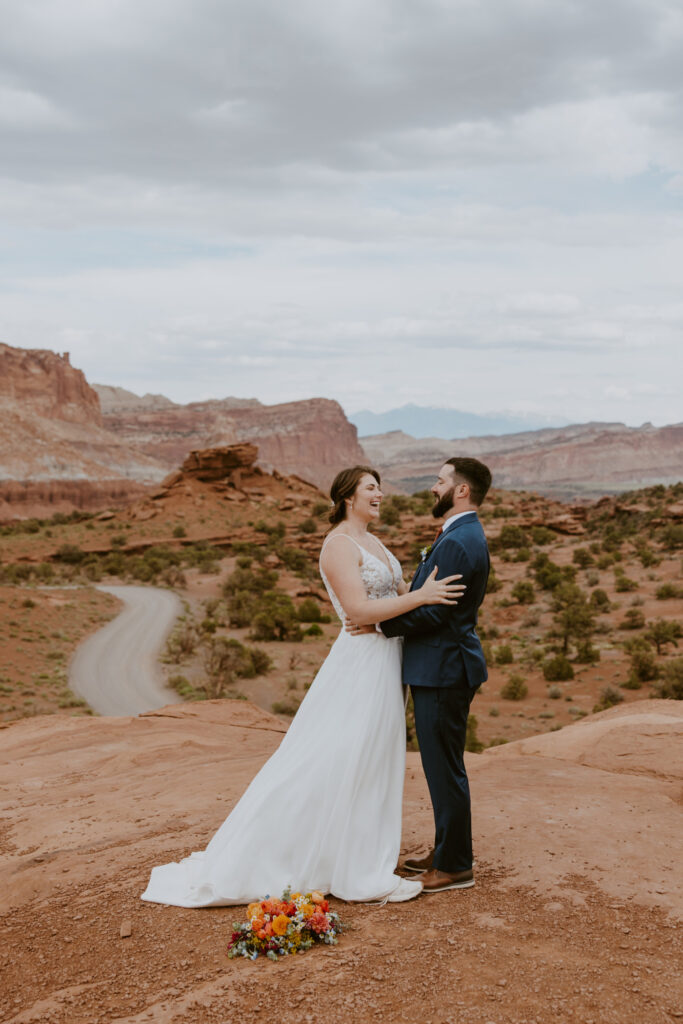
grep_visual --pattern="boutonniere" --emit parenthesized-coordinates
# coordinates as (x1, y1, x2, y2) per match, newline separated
(419, 543, 435, 564)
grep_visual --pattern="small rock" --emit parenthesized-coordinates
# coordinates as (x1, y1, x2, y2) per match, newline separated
(120, 920, 132, 939)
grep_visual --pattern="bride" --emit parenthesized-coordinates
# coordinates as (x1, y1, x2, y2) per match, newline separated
(141, 465, 463, 907)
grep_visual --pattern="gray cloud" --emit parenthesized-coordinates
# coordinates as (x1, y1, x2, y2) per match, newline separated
(0, 0, 682, 427)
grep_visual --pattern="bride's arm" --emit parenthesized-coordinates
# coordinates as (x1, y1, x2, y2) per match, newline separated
(320, 535, 461, 626)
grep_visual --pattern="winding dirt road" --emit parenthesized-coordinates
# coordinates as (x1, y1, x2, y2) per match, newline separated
(69, 584, 183, 716)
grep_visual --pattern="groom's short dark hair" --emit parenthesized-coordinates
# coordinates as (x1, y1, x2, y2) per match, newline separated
(445, 457, 492, 506)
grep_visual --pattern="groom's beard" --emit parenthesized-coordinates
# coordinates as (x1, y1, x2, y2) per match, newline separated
(432, 488, 455, 519)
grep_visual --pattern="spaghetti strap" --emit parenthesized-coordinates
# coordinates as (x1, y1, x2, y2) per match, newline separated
(320, 532, 364, 557)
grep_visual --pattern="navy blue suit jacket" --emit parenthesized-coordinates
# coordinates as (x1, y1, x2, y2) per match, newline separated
(380, 511, 490, 689)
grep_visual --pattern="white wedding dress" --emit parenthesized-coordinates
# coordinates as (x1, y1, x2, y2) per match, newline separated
(140, 536, 407, 907)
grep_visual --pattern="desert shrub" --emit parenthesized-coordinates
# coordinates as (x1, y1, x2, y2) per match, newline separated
(486, 567, 501, 593)
(614, 570, 637, 593)
(651, 657, 683, 699)
(597, 554, 614, 570)
(165, 619, 199, 662)
(574, 640, 600, 664)
(656, 583, 682, 600)
(297, 598, 322, 622)
(496, 524, 528, 550)
(589, 588, 611, 611)
(659, 523, 683, 550)
(304, 623, 323, 637)
(511, 581, 535, 605)
(380, 499, 401, 527)
(500, 674, 528, 700)
(272, 696, 302, 716)
(494, 644, 514, 665)
(620, 608, 645, 630)
(224, 566, 279, 597)
(172, 525, 186, 538)
(298, 517, 317, 534)
(54, 544, 86, 564)
(572, 548, 595, 568)
(513, 547, 531, 562)
(542, 655, 574, 682)
(551, 582, 595, 655)
(585, 570, 599, 587)
(531, 526, 556, 545)
(593, 686, 624, 713)
(533, 553, 575, 591)
(635, 544, 660, 568)
(465, 714, 484, 752)
(168, 674, 196, 699)
(251, 592, 303, 642)
(645, 619, 682, 654)
(547, 684, 562, 699)
(183, 541, 222, 573)
(274, 544, 311, 575)
(312, 500, 330, 518)
(254, 519, 286, 540)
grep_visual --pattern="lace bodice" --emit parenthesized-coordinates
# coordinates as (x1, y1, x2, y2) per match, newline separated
(319, 534, 403, 622)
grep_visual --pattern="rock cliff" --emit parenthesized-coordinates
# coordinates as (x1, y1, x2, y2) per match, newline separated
(98, 394, 367, 490)
(0, 343, 101, 425)
(362, 421, 683, 499)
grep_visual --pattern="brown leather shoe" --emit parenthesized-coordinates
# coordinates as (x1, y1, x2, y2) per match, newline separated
(421, 868, 474, 892)
(401, 849, 434, 874)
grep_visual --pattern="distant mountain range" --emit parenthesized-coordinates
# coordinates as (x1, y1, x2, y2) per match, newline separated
(349, 404, 571, 439)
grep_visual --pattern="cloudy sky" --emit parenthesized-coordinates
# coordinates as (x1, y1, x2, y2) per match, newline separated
(1, 0, 682, 426)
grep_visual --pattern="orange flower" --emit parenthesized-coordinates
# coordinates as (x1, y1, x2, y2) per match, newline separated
(272, 914, 290, 936)
(301, 903, 315, 919)
(247, 902, 260, 919)
(251, 917, 265, 933)
(311, 891, 325, 905)
(264, 922, 274, 937)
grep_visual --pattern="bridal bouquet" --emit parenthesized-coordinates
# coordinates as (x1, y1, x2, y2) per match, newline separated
(227, 887, 343, 961)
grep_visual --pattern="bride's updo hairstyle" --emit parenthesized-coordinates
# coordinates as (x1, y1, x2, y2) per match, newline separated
(328, 465, 380, 526)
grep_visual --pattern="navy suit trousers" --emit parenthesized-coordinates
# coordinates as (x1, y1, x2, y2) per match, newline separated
(412, 682, 475, 873)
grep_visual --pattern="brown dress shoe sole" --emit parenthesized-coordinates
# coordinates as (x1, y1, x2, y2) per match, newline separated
(423, 878, 475, 892)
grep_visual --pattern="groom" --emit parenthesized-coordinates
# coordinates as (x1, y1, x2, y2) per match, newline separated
(379, 457, 491, 893)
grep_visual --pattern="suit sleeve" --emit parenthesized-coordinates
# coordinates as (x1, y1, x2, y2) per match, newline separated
(380, 538, 474, 639)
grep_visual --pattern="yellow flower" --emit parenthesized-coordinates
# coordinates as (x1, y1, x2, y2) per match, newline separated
(247, 902, 260, 919)
(272, 914, 290, 936)
(301, 903, 314, 919)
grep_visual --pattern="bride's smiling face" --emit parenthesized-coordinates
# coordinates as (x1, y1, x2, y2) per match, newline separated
(348, 473, 383, 522)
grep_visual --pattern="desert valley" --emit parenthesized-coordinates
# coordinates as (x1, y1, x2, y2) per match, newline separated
(1, 342, 682, 1024)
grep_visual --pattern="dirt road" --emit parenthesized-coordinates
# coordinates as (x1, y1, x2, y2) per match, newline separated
(69, 584, 183, 716)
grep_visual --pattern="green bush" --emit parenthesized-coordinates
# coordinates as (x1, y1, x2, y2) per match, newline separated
(533, 553, 575, 591)
(547, 685, 562, 699)
(644, 619, 682, 654)
(172, 525, 186, 538)
(652, 657, 683, 699)
(614, 571, 637, 593)
(574, 640, 600, 664)
(494, 644, 514, 665)
(589, 588, 611, 611)
(620, 608, 645, 630)
(593, 686, 624, 713)
(542, 655, 574, 681)
(531, 526, 556, 545)
(251, 592, 303, 642)
(572, 548, 595, 568)
(656, 583, 682, 600)
(465, 714, 484, 752)
(511, 581, 535, 605)
(297, 598, 322, 622)
(304, 623, 323, 637)
(500, 674, 528, 700)
(298, 517, 317, 534)
(55, 544, 86, 564)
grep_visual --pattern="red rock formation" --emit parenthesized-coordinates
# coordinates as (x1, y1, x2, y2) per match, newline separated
(0, 343, 102, 425)
(362, 422, 683, 499)
(99, 395, 367, 490)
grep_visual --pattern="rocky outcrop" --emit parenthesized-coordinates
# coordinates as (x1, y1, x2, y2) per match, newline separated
(180, 443, 259, 481)
(0, 343, 102, 426)
(99, 395, 367, 490)
(0, 479, 152, 519)
(362, 422, 683, 499)
(0, 700, 680, 1022)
